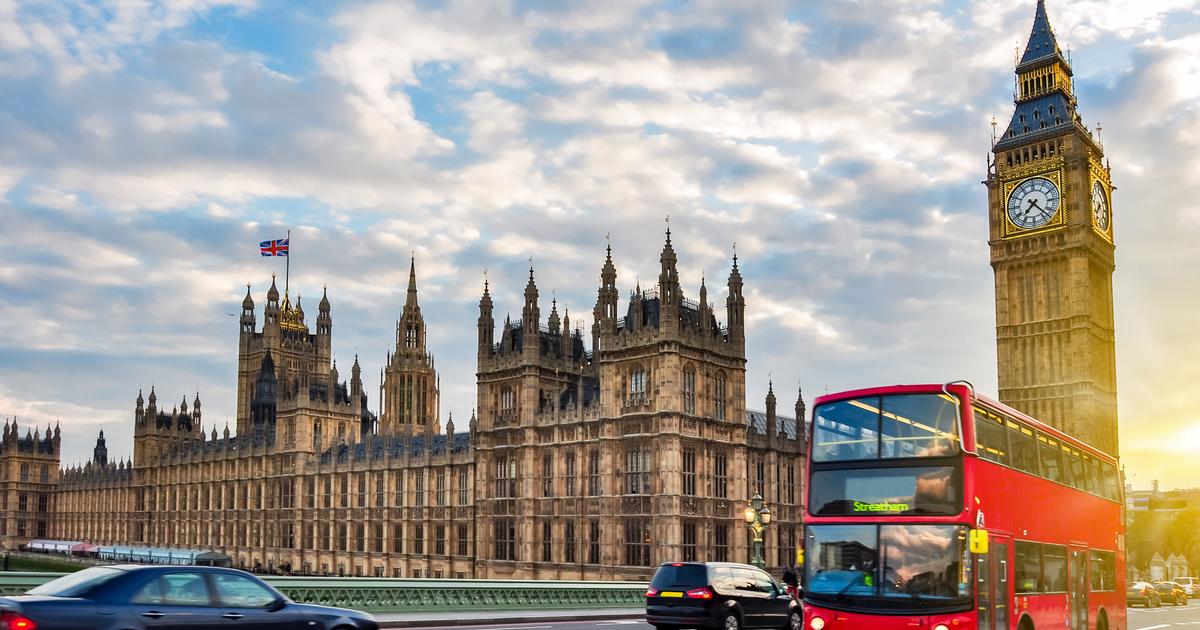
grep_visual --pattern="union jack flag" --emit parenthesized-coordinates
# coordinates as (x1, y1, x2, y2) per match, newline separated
(260, 239, 289, 257)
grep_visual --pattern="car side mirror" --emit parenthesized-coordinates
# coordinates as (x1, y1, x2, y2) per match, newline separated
(266, 598, 287, 612)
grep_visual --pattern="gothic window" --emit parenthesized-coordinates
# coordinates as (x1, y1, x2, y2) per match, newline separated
(683, 449, 696, 496)
(565, 522, 577, 564)
(500, 388, 516, 417)
(436, 469, 447, 506)
(755, 458, 765, 496)
(565, 453, 577, 496)
(412, 524, 424, 554)
(313, 421, 322, 450)
(589, 522, 601, 564)
(458, 469, 469, 505)
(405, 325, 419, 349)
(625, 445, 651, 495)
(357, 473, 367, 507)
(373, 524, 384, 553)
(628, 366, 649, 402)
(414, 471, 426, 507)
(495, 456, 517, 498)
(682, 522, 697, 562)
(392, 524, 403, 554)
(457, 524, 469, 556)
(375, 474, 385, 507)
(542, 521, 553, 562)
(713, 524, 729, 562)
(624, 519, 651, 566)
(19, 464, 27, 482)
(543, 454, 554, 498)
(714, 453, 728, 498)
(588, 451, 602, 496)
(435, 525, 446, 556)
(682, 366, 696, 414)
(714, 373, 727, 420)
(494, 518, 516, 561)
(786, 464, 796, 504)
(39, 465, 48, 483)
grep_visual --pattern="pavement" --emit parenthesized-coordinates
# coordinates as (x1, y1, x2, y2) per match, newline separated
(374, 608, 645, 629)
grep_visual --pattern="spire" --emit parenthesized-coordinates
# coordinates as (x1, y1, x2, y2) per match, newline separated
(242, 284, 254, 310)
(405, 256, 420, 310)
(548, 294, 561, 334)
(1018, 0, 1065, 70)
(523, 266, 540, 333)
(319, 285, 330, 313)
(267, 274, 280, 303)
(659, 219, 681, 308)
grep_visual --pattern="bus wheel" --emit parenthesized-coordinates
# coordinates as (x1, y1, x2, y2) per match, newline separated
(1018, 616, 1034, 630)
(1095, 610, 1108, 630)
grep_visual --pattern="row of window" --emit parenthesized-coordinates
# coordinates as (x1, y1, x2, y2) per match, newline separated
(973, 406, 1121, 501)
(1013, 542, 1116, 594)
(12, 463, 52, 483)
(131, 469, 472, 512)
(5, 492, 50, 513)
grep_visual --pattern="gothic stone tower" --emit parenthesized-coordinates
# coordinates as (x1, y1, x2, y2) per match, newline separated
(473, 232, 777, 580)
(235, 277, 366, 452)
(987, 0, 1118, 455)
(379, 257, 440, 436)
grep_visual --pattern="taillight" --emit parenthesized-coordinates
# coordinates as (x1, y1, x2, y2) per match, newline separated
(686, 587, 714, 600)
(0, 611, 37, 630)
(645, 587, 658, 597)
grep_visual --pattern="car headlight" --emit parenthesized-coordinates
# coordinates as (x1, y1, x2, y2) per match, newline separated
(934, 625, 950, 630)
(809, 617, 825, 630)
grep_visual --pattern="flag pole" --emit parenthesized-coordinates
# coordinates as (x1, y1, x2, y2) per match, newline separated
(285, 229, 291, 297)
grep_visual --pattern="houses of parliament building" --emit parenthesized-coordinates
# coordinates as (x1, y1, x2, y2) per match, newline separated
(3, 234, 806, 580)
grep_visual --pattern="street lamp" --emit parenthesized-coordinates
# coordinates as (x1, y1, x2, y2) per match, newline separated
(743, 493, 771, 569)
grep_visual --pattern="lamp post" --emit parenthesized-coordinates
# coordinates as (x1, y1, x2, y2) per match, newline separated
(743, 493, 771, 570)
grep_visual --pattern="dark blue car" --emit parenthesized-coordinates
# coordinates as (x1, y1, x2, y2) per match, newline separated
(0, 565, 378, 630)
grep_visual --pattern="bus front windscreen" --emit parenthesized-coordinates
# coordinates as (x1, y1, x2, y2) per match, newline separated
(812, 394, 961, 462)
(805, 524, 971, 610)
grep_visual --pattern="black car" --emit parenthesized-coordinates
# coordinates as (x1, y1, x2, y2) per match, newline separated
(1153, 581, 1188, 605)
(645, 562, 801, 630)
(0, 565, 378, 630)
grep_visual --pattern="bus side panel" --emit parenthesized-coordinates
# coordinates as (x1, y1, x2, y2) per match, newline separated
(968, 457, 1125, 630)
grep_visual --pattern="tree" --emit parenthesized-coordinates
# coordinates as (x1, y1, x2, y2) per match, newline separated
(1166, 508, 1200, 571)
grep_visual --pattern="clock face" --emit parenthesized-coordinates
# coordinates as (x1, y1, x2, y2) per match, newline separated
(1007, 177, 1061, 229)
(1092, 181, 1110, 230)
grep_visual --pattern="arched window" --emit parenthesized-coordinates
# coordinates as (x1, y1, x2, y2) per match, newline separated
(405, 325, 419, 349)
(714, 373, 727, 421)
(500, 388, 516, 415)
(682, 366, 696, 414)
(630, 365, 648, 401)
(313, 421, 322, 450)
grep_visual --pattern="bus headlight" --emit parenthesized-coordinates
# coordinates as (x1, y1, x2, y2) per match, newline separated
(809, 618, 825, 630)
(934, 625, 949, 630)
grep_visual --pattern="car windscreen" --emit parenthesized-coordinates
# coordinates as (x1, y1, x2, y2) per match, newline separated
(812, 394, 961, 462)
(650, 564, 708, 589)
(808, 465, 962, 516)
(27, 567, 126, 597)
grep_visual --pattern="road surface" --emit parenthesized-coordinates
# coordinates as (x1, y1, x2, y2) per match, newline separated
(1129, 599, 1200, 629)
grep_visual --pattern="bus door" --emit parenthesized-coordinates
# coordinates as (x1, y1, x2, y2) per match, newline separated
(976, 538, 1010, 630)
(1069, 547, 1088, 630)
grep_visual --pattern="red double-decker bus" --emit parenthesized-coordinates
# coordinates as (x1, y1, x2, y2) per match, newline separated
(801, 382, 1125, 630)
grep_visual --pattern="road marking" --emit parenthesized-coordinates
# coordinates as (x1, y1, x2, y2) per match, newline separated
(602, 622, 647, 625)
(1134, 624, 1171, 630)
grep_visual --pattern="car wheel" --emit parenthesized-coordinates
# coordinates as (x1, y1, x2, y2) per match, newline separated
(723, 613, 740, 630)
(787, 611, 801, 630)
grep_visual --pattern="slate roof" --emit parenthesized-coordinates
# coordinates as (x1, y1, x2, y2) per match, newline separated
(746, 409, 799, 440)
(993, 90, 1075, 151)
(1018, 0, 1067, 72)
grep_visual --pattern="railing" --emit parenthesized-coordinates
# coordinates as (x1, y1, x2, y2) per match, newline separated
(0, 572, 648, 612)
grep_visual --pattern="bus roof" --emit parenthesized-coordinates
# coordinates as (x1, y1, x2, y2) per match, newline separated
(811, 382, 1118, 465)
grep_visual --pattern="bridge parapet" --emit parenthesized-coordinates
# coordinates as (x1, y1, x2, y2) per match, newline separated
(0, 572, 647, 612)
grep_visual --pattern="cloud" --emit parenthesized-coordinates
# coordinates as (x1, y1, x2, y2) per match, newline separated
(1, 0, 1197, 489)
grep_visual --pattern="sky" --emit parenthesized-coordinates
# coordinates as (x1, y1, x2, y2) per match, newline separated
(1, 0, 1198, 491)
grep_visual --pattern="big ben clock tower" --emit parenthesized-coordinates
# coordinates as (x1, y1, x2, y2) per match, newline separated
(987, 0, 1118, 455)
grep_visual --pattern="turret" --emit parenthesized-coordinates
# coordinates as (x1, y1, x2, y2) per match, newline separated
(93, 429, 109, 466)
(265, 274, 280, 327)
(241, 283, 256, 333)
(351, 354, 363, 399)
(726, 251, 745, 345)
(398, 257, 426, 352)
(523, 267, 540, 338)
(147, 386, 157, 417)
(548, 296, 561, 335)
(593, 242, 618, 350)
(658, 226, 682, 333)
(478, 277, 495, 360)
(192, 392, 202, 427)
(317, 286, 332, 336)
(766, 380, 778, 432)
(796, 384, 807, 446)
(135, 389, 145, 425)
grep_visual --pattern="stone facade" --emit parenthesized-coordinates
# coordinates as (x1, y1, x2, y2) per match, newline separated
(0, 421, 61, 548)
(987, 0, 1119, 456)
(42, 239, 805, 580)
